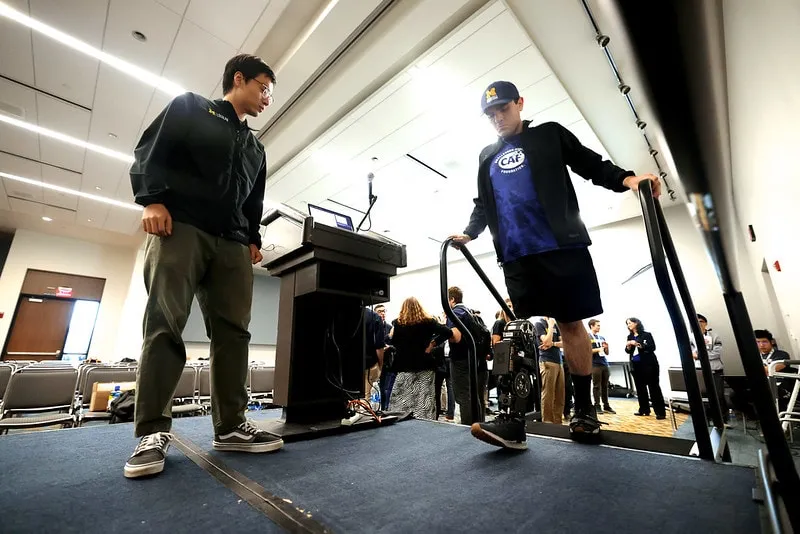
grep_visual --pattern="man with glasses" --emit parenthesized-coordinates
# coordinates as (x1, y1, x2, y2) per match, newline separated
(125, 54, 279, 479)
(450, 81, 660, 450)
(755, 329, 795, 413)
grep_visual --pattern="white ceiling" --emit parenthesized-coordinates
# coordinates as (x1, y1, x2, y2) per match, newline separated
(0, 0, 674, 270)
(0, 0, 291, 238)
(265, 1, 646, 270)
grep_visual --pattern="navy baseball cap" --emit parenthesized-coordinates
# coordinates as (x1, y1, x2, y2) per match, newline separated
(480, 81, 520, 113)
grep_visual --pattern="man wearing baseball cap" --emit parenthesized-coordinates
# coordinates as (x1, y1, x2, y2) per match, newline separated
(449, 81, 661, 450)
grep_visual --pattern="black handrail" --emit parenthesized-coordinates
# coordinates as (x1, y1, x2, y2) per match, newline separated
(439, 239, 480, 424)
(757, 450, 784, 534)
(609, 1, 800, 524)
(636, 180, 714, 460)
(655, 204, 727, 434)
(439, 239, 514, 424)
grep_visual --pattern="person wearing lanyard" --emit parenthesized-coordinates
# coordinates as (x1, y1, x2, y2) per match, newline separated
(588, 319, 614, 414)
(692, 313, 726, 415)
(625, 318, 666, 419)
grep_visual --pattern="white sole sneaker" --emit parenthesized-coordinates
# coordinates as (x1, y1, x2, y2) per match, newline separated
(123, 458, 165, 478)
(212, 439, 284, 453)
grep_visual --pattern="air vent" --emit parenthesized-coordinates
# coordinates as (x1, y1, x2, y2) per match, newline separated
(0, 100, 25, 119)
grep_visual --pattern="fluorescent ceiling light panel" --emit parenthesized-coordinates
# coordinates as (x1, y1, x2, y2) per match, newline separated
(0, 114, 134, 163)
(0, 2, 185, 97)
(0, 171, 142, 211)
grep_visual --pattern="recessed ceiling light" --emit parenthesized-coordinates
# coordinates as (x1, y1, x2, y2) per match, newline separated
(108, 132, 118, 139)
(0, 171, 142, 211)
(0, 114, 134, 163)
(41, 216, 53, 222)
(131, 30, 147, 42)
(87, 218, 93, 222)
(95, 186, 102, 191)
(0, 4, 184, 96)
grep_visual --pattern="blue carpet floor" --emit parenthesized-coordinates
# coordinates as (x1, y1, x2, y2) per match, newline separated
(0, 423, 282, 533)
(172, 415, 761, 533)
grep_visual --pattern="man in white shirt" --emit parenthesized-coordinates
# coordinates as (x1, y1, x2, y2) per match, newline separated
(692, 313, 726, 413)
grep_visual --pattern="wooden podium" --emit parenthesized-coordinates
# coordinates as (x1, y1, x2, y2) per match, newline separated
(257, 206, 406, 441)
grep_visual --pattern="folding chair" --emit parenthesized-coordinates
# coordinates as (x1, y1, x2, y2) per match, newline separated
(0, 363, 15, 403)
(667, 368, 708, 430)
(249, 366, 275, 406)
(76, 366, 138, 425)
(172, 366, 204, 417)
(0, 366, 78, 434)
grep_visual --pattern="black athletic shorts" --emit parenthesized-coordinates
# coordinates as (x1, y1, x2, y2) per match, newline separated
(502, 247, 602, 323)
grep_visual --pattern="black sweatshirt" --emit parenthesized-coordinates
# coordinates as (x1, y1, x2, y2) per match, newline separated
(464, 121, 634, 263)
(389, 319, 452, 373)
(130, 93, 267, 248)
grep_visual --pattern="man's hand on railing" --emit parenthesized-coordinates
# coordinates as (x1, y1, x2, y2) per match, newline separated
(623, 173, 662, 199)
(448, 234, 472, 249)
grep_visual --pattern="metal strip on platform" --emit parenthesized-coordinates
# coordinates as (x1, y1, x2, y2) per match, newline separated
(171, 433, 330, 534)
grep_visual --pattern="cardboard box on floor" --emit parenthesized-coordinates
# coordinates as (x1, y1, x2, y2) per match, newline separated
(89, 381, 136, 412)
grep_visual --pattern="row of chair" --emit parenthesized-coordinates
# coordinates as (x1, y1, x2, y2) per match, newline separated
(0, 361, 276, 435)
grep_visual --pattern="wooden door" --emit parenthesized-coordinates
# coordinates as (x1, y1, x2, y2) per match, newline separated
(5, 298, 74, 360)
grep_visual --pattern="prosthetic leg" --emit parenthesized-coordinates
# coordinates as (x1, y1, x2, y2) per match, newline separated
(491, 319, 540, 421)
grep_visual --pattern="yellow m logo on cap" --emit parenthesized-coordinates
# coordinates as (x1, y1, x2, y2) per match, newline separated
(486, 87, 497, 99)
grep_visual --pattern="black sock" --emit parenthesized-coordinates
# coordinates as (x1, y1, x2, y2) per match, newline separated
(571, 374, 592, 412)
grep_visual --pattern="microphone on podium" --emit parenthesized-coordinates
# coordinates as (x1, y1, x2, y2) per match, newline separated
(367, 172, 375, 201)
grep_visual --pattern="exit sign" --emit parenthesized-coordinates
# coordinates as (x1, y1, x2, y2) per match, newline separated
(56, 287, 73, 297)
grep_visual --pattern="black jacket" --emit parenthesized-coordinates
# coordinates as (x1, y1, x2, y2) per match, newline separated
(626, 331, 658, 365)
(464, 121, 634, 263)
(130, 93, 267, 248)
(389, 318, 453, 373)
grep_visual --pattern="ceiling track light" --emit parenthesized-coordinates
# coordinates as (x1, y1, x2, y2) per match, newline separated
(0, 113, 134, 163)
(0, 2, 184, 96)
(580, 0, 676, 200)
(0, 171, 142, 211)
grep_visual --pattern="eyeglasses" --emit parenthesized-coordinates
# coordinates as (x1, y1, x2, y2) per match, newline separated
(255, 80, 274, 102)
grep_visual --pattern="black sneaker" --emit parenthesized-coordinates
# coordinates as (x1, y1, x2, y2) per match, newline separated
(213, 420, 284, 453)
(124, 432, 173, 479)
(603, 405, 616, 414)
(470, 413, 527, 450)
(594, 404, 604, 414)
(570, 407, 603, 438)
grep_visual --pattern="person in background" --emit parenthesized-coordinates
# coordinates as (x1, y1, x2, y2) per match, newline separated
(387, 297, 459, 419)
(363, 307, 385, 404)
(691, 313, 726, 414)
(488, 298, 514, 413)
(375, 304, 396, 410)
(433, 314, 456, 421)
(125, 54, 280, 479)
(446, 286, 489, 424)
(625, 318, 666, 419)
(588, 319, 614, 414)
(534, 316, 565, 424)
(755, 329, 795, 413)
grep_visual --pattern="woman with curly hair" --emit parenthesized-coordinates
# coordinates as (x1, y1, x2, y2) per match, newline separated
(388, 297, 460, 419)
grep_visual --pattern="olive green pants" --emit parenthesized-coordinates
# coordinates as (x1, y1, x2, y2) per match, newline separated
(134, 221, 253, 437)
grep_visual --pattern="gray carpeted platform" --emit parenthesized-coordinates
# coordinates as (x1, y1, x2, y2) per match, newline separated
(0, 423, 282, 533)
(172, 415, 761, 533)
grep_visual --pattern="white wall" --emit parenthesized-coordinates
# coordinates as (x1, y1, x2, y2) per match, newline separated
(389, 205, 785, 391)
(0, 229, 137, 361)
(724, 0, 800, 356)
(113, 247, 276, 365)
